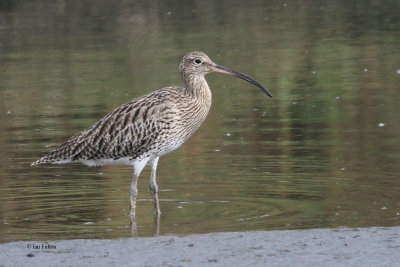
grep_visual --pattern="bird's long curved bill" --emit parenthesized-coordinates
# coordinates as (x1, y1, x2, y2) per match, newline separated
(211, 64, 272, 97)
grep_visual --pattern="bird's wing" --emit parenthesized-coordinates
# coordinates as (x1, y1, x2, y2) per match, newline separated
(32, 91, 179, 165)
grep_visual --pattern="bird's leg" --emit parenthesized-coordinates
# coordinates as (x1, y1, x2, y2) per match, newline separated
(131, 213, 138, 237)
(129, 173, 139, 217)
(148, 157, 161, 215)
(154, 210, 160, 236)
(130, 159, 148, 217)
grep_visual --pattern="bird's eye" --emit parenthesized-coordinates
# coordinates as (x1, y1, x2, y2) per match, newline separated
(194, 59, 202, 64)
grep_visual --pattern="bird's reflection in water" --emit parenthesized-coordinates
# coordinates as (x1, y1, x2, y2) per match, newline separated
(130, 194, 160, 237)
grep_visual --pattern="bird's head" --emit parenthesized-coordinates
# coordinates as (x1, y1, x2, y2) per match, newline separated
(180, 51, 272, 97)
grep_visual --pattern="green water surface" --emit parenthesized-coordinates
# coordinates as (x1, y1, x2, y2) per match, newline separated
(0, 0, 400, 242)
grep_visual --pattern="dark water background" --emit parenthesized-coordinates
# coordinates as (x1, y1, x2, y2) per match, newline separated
(1, 0, 400, 242)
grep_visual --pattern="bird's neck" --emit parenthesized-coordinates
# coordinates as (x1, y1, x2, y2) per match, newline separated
(183, 74, 212, 104)
(179, 74, 212, 136)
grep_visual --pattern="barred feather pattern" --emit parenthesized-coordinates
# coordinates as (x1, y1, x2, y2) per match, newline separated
(31, 81, 212, 166)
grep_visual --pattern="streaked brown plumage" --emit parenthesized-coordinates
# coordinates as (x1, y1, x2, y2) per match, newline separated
(31, 51, 272, 216)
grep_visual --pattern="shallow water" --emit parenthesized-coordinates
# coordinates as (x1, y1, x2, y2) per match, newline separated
(1, 0, 400, 242)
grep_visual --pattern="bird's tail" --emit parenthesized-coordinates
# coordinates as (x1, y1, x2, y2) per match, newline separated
(30, 132, 88, 166)
(31, 146, 72, 166)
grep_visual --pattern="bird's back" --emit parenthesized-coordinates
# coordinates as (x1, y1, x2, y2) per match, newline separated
(31, 85, 208, 166)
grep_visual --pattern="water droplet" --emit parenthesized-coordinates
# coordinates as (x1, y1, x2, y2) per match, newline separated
(377, 123, 385, 127)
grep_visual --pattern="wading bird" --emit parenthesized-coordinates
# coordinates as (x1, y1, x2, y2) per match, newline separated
(32, 51, 272, 217)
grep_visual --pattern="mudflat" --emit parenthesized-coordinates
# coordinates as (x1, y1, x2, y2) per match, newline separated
(1, 227, 399, 266)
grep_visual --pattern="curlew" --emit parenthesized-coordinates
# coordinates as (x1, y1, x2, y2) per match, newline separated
(31, 51, 272, 216)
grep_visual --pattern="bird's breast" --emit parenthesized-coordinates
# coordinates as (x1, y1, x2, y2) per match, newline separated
(174, 90, 212, 143)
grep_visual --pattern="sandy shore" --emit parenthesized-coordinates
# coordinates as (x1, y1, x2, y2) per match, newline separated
(1, 227, 399, 266)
